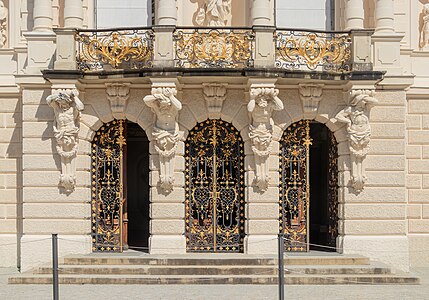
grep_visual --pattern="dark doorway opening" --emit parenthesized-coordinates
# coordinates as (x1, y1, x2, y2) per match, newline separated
(309, 122, 337, 252)
(126, 121, 150, 252)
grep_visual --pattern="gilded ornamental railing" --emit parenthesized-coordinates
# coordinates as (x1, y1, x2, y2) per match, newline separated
(173, 28, 255, 68)
(275, 30, 352, 72)
(75, 28, 154, 71)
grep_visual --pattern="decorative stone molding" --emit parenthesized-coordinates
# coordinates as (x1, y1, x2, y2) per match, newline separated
(203, 83, 227, 119)
(106, 83, 130, 119)
(46, 89, 84, 193)
(420, 4, 429, 50)
(0, 1, 7, 48)
(299, 84, 324, 119)
(248, 87, 284, 191)
(335, 89, 378, 192)
(144, 85, 182, 192)
(195, 0, 232, 26)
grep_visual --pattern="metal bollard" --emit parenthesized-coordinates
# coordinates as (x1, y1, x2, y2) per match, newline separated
(278, 233, 285, 300)
(52, 234, 59, 300)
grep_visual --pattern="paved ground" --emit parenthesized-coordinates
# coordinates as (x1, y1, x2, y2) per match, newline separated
(1, 267, 428, 300)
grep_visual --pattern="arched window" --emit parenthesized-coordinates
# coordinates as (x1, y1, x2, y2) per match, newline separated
(95, 0, 153, 28)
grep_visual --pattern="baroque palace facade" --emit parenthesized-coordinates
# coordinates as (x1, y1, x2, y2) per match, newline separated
(0, 0, 428, 273)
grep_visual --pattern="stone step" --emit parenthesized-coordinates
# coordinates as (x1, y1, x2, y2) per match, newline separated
(8, 274, 420, 285)
(34, 265, 392, 276)
(62, 255, 370, 266)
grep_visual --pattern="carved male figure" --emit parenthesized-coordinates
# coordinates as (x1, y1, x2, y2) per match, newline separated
(144, 87, 182, 191)
(335, 90, 377, 191)
(248, 88, 284, 190)
(0, 1, 8, 48)
(195, 0, 232, 26)
(421, 4, 429, 49)
(46, 89, 84, 192)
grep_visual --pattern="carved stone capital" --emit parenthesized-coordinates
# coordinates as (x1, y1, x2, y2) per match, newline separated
(335, 88, 378, 192)
(106, 83, 130, 119)
(299, 84, 324, 119)
(203, 83, 227, 119)
(143, 83, 182, 192)
(46, 89, 84, 193)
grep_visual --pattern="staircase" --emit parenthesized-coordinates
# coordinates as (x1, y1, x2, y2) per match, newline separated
(9, 253, 420, 285)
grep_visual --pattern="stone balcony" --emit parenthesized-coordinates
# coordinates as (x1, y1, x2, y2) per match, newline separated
(50, 26, 376, 77)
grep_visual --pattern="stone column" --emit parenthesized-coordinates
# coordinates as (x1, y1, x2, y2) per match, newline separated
(156, 0, 177, 26)
(375, 0, 395, 33)
(251, 0, 273, 26)
(251, 0, 275, 68)
(64, 0, 83, 28)
(33, 0, 53, 31)
(344, 0, 364, 30)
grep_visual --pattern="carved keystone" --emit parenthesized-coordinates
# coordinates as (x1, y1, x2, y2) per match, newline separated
(203, 83, 227, 119)
(106, 83, 130, 119)
(299, 84, 324, 119)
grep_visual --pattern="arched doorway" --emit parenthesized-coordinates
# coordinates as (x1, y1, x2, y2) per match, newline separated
(279, 120, 338, 252)
(91, 120, 150, 252)
(185, 119, 245, 252)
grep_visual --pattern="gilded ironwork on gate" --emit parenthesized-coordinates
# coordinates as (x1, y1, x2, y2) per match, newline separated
(185, 120, 245, 252)
(91, 120, 126, 252)
(327, 131, 339, 247)
(279, 120, 312, 251)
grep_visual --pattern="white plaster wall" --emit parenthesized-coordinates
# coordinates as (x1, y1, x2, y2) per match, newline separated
(95, 0, 152, 28)
(276, 0, 334, 30)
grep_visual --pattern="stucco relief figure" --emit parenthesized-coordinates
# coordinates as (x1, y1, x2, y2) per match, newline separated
(0, 1, 8, 48)
(335, 90, 378, 192)
(420, 4, 429, 49)
(248, 88, 284, 191)
(144, 87, 182, 191)
(195, 0, 232, 26)
(46, 89, 84, 193)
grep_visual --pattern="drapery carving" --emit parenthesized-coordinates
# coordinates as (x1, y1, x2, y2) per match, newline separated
(299, 84, 323, 119)
(195, 0, 231, 26)
(421, 4, 429, 50)
(106, 83, 130, 119)
(335, 89, 377, 192)
(144, 87, 182, 191)
(203, 83, 227, 118)
(0, 1, 7, 48)
(46, 89, 84, 193)
(248, 87, 284, 191)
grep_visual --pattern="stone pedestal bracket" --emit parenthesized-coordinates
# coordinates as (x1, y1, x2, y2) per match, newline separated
(46, 89, 84, 193)
(335, 89, 378, 192)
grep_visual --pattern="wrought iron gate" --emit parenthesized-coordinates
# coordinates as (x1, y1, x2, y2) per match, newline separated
(327, 130, 339, 247)
(279, 120, 312, 251)
(280, 120, 339, 251)
(185, 120, 245, 252)
(91, 120, 126, 252)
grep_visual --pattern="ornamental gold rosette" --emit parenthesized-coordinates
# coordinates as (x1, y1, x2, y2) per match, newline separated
(75, 28, 154, 71)
(275, 30, 352, 72)
(173, 28, 254, 68)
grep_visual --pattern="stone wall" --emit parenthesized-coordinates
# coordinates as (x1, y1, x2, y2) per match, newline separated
(0, 94, 21, 268)
(406, 95, 429, 267)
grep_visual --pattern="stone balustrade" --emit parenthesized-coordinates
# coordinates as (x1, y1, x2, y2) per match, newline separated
(54, 27, 373, 73)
